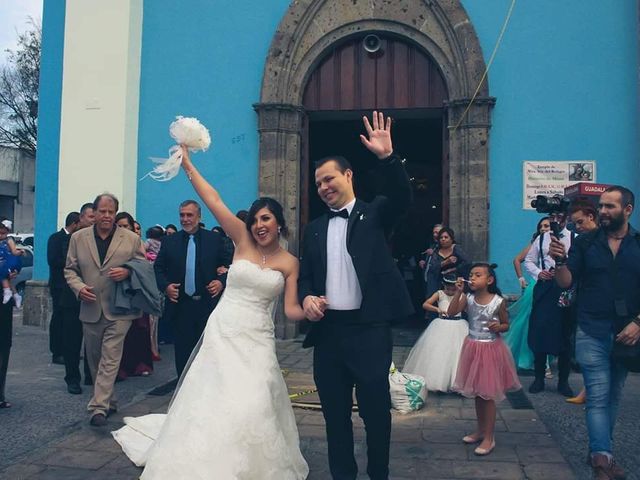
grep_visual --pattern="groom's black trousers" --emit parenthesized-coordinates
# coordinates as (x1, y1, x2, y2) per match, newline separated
(313, 310, 392, 480)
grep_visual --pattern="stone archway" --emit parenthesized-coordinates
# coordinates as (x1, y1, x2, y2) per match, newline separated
(255, 0, 495, 338)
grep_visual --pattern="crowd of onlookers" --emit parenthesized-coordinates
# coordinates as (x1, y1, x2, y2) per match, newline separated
(0, 184, 638, 479)
(407, 185, 639, 479)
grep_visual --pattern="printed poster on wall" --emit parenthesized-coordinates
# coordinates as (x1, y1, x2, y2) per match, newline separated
(523, 161, 597, 210)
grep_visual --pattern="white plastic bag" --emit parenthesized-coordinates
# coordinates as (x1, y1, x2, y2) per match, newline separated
(389, 362, 427, 413)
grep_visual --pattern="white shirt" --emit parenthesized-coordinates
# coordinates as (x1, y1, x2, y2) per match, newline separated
(325, 198, 362, 310)
(524, 228, 573, 280)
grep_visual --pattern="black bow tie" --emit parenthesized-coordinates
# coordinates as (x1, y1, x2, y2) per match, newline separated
(328, 209, 349, 219)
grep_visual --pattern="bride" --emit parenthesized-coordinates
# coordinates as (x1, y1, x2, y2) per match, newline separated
(112, 145, 315, 479)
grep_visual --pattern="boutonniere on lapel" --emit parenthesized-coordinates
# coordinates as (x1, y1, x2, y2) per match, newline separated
(358, 212, 365, 221)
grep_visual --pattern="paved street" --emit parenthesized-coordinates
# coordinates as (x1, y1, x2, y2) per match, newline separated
(0, 312, 177, 471)
(1, 314, 638, 479)
(523, 368, 640, 480)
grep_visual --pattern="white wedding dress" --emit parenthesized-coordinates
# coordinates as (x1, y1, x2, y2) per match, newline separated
(112, 259, 309, 479)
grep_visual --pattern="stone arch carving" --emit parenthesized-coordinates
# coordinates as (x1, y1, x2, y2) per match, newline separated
(255, 0, 494, 338)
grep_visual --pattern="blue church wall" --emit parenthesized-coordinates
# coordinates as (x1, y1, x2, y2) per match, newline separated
(465, 0, 639, 291)
(36, 0, 639, 294)
(135, 0, 291, 236)
(34, 0, 66, 279)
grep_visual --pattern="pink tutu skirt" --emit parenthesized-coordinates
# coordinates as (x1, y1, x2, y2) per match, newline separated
(453, 336, 521, 402)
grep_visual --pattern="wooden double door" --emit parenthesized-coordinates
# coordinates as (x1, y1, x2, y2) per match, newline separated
(299, 34, 449, 316)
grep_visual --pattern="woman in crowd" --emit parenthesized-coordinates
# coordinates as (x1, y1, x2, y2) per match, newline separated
(164, 224, 178, 236)
(424, 227, 470, 306)
(115, 212, 154, 379)
(0, 288, 14, 408)
(504, 217, 550, 371)
(145, 225, 165, 362)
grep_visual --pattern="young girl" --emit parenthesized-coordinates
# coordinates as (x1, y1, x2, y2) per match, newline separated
(0, 220, 23, 306)
(403, 279, 469, 392)
(448, 263, 521, 456)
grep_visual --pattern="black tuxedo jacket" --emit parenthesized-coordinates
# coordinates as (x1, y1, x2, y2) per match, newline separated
(298, 155, 414, 346)
(47, 228, 77, 307)
(154, 228, 227, 321)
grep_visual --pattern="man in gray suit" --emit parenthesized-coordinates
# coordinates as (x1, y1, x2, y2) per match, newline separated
(65, 193, 145, 426)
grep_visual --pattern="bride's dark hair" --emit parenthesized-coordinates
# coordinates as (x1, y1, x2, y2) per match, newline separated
(246, 197, 289, 238)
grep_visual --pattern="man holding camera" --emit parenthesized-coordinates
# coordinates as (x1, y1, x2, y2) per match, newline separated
(550, 186, 640, 480)
(524, 210, 575, 396)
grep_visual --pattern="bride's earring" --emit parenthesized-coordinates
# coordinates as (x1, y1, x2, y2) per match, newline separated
(277, 227, 282, 235)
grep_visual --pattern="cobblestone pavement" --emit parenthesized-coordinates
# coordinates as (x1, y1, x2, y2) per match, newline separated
(0, 317, 583, 480)
(0, 312, 177, 472)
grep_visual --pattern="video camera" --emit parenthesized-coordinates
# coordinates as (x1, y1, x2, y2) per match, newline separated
(530, 194, 571, 215)
(531, 195, 571, 238)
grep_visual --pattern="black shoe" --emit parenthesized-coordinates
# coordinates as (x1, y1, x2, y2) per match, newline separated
(89, 413, 107, 427)
(67, 383, 82, 395)
(529, 378, 545, 394)
(557, 383, 575, 397)
(52, 355, 65, 365)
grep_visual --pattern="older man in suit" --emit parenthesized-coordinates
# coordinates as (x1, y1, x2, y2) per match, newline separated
(299, 112, 413, 480)
(154, 200, 227, 377)
(65, 193, 145, 426)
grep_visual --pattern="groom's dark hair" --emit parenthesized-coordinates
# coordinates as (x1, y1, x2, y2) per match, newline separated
(246, 197, 289, 238)
(315, 155, 352, 173)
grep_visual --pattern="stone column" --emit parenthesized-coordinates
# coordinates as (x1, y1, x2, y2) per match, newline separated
(23, 281, 51, 329)
(445, 97, 496, 262)
(253, 102, 306, 339)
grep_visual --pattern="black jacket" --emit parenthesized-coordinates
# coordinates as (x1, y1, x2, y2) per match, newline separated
(298, 155, 414, 346)
(47, 228, 77, 307)
(154, 228, 227, 320)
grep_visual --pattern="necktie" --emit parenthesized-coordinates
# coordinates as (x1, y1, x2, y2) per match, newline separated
(328, 209, 349, 219)
(185, 234, 196, 296)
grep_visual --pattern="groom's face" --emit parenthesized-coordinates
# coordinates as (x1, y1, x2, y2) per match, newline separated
(315, 160, 354, 210)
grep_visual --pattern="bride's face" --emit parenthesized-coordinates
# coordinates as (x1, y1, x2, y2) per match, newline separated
(251, 207, 280, 247)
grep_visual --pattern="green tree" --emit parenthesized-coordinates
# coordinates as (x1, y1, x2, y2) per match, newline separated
(0, 19, 40, 157)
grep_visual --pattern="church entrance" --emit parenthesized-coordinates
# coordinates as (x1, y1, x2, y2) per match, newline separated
(255, 1, 495, 339)
(300, 36, 448, 335)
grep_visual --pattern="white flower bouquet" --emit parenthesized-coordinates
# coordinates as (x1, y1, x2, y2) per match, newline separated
(142, 116, 211, 181)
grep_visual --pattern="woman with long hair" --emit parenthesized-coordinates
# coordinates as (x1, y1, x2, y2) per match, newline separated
(503, 217, 550, 371)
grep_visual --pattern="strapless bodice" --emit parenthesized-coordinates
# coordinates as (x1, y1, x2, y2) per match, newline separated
(211, 259, 285, 337)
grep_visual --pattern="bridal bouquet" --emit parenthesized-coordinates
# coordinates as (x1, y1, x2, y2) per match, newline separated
(142, 116, 211, 181)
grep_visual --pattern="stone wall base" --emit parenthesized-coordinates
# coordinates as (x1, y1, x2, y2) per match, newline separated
(23, 280, 51, 329)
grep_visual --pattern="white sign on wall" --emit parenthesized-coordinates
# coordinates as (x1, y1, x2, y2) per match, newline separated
(523, 161, 597, 210)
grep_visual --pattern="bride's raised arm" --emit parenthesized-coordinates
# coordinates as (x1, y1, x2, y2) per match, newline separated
(179, 145, 250, 247)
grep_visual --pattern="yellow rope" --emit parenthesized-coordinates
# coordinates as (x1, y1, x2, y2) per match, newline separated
(288, 388, 318, 399)
(451, 0, 517, 134)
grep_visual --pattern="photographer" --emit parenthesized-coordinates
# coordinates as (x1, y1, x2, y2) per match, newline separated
(524, 208, 575, 396)
(550, 186, 640, 479)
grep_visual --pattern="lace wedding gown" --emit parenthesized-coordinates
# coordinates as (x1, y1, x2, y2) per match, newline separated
(112, 259, 309, 479)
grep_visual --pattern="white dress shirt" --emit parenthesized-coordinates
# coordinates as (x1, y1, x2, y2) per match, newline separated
(325, 198, 362, 310)
(524, 228, 573, 280)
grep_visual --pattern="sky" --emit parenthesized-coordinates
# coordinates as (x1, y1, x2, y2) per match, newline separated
(0, 0, 43, 66)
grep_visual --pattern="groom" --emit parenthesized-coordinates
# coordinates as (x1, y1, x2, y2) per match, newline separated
(299, 111, 414, 480)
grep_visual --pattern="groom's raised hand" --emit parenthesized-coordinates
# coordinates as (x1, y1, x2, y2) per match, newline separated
(360, 111, 393, 160)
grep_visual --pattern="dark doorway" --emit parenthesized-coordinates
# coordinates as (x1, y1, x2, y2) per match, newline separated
(304, 110, 444, 334)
